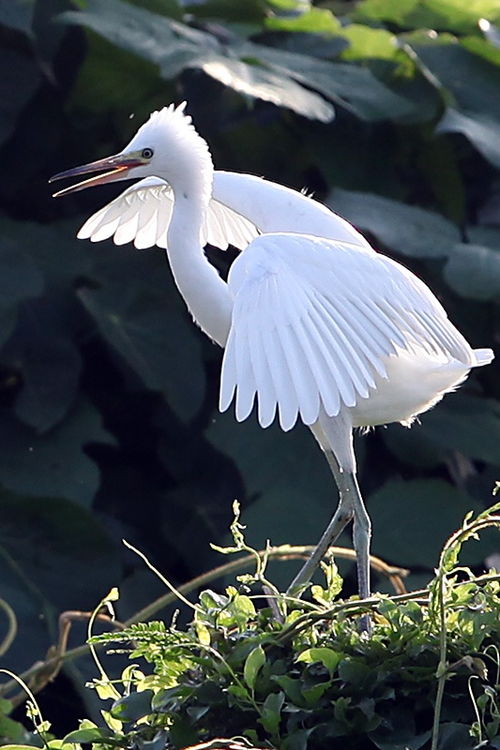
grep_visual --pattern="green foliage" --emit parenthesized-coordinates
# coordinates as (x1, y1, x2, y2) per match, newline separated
(2, 506, 498, 750)
(0, 0, 499, 738)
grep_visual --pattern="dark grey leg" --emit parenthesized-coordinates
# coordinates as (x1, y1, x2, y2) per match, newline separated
(290, 420, 373, 634)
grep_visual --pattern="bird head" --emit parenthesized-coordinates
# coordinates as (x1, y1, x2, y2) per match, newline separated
(50, 102, 212, 199)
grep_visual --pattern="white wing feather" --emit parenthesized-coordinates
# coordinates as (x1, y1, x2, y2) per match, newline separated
(220, 233, 475, 431)
(77, 177, 258, 251)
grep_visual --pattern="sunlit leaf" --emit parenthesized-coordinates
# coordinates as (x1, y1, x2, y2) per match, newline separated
(265, 7, 342, 34)
(355, 0, 500, 34)
(243, 645, 266, 690)
(60, 0, 335, 121)
(296, 647, 342, 676)
(199, 58, 334, 122)
(339, 24, 399, 61)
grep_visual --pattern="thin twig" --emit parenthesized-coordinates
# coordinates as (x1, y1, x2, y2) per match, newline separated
(0, 597, 17, 657)
(127, 544, 408, 625)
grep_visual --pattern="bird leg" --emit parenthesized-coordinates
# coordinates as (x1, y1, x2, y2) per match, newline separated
(287, 446, 355, 591)
(288, 419, 373, 634)
(342, 470, 372, 634)
(287, 467, 354, 595)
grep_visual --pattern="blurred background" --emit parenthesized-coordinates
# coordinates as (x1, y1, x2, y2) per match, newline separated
(0, 0, 499, 733)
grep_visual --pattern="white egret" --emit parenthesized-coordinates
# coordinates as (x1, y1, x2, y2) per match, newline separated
(50, 103, 493, 629)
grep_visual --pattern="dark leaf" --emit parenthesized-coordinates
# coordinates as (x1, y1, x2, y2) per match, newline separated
(5, 298, 82, 432)
(0, 243, 44, 349)
(78, 253, 205, 422)
(0, 49, 41, 147)
(443, 242, 500, 299)
(437, 108, 500, 169)
(368, 478, 485, 568)
(0, 0, 34, 34)
(111, 690, 154, 721)
(0, 488, 121, 667)
(259, 691, 285, 737)
(329, 188, 459, 257)
(414, 40, 500, 125)
(418, 394, 500, 467)
(245, 42, 413, 121)
(0, 397, 114, 507)
(434, 721, 476, 749)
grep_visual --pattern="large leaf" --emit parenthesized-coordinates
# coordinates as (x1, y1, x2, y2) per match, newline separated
(0, 489, 121, 609)
(245, 42, 414, 121)
(413, 39, 500, 109)
(328, 188, 460, 257)
(0, 487, 121, 673)
(13, 332, 82, 433)
(0, 398, 113, 507)
(382, 394, 500, 468)
(412, 41, 500, 167)
(62, 0, 414, 123)
(2, 297, 83, 432)
(78, 250, 205, 423)
(0, 49, 41, 147)
(368, 478, 486, 568)
(265, 6, 342, 34)
(355, 0, 500, 34)
(418, 394, 500, 467)
(59, 0, 334, 122)
(198, 57, 334, 123)
(0, 242, 44, 348)
(0, 0, 34, 34)
(436, 108, 500, 169)
(443, 241, 500, 299)
(338, 24, 400, 62)
(0, 218, 94, 289)
(206, 411, 348, 578)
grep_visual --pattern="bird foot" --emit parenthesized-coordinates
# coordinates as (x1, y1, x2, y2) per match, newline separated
(358, 613, 372, 636)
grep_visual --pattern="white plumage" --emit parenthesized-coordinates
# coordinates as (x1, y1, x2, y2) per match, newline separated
(50, 102, 494, 631)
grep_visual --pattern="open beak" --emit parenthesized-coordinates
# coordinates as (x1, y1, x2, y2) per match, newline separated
(49, 153, 145, 197)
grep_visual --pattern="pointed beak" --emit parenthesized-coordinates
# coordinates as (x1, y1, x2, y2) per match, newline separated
(49, 152, 146, 197)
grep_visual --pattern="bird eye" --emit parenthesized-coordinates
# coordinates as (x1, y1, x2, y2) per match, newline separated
(141, 148, 154, 159)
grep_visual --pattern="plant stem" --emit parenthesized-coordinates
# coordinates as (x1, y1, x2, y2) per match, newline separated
(430, 570, 447, 750)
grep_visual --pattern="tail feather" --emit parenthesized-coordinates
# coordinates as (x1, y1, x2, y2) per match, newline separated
(473, 348, 494, 367)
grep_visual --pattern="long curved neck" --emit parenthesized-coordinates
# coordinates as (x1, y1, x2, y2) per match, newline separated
(166, 166, 232, 348)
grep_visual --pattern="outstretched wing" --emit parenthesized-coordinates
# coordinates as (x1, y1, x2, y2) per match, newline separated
(219, 233, 474, 431)
(77, 177, 259, 251)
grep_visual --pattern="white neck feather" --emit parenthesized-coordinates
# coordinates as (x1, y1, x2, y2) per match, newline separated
(165, 145, 232, 348)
